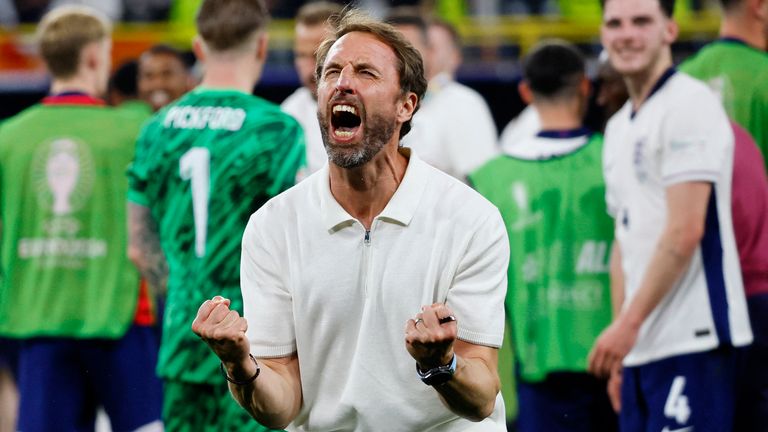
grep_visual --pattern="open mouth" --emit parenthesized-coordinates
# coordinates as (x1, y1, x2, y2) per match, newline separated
(331, 104, 362, 139)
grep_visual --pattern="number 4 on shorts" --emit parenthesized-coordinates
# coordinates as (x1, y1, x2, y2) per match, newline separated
(664, 376, 691, 425)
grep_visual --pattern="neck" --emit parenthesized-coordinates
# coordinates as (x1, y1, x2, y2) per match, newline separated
(624, 51, 673, 111)
(328, 142, 408, 230)
(535, 100, 583, 131)
(199, 56, 261, 94)
(720, 13, 767, 50)
(50, 75, 99, 97)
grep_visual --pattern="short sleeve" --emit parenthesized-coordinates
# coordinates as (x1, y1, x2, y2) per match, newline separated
(660, 89, 733, 186)
(241, 213, 297, 358)
(447, 209, 509, 348)
(126, 124, 153, 206)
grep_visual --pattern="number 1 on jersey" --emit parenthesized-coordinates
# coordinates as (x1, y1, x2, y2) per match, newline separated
(179, 147, 210, 258)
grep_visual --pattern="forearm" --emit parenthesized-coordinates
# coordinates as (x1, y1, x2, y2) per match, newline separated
(130, 247, 168, 298)
(609, 240, 625, 318)
(588, 183, 710, 377)
(619, 231, 697, 329)
(433, 352, 500, 422)
(224, 355, 302, 429)
(127, 203, 169, 299)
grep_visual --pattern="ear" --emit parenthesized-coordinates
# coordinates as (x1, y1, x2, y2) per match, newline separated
(397, 92, 419, 123)
(255, 33, 269, 64)
(192, 36, 206, 64)
(663, 17, 678, 44)
(579, 76, 591, 99)
(81, 42, 99, 73)
(519, 81, 534, 105)
(753, 0, 768, 20)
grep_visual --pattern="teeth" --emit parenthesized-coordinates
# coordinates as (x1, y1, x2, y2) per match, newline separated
(334, 130, 354, 138)
(333, 105, 357, 115)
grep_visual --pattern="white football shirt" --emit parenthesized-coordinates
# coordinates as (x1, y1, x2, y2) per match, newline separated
(603, 70, 752, 367)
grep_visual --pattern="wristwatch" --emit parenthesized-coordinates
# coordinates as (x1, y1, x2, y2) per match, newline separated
(416, 354, 457, 386)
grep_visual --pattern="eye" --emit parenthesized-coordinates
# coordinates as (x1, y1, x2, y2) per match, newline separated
(323, 68, 340, 79)
(633, 16, 652, 26)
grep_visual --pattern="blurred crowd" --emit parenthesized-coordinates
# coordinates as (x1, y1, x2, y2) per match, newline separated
(0, 0, 721, 25)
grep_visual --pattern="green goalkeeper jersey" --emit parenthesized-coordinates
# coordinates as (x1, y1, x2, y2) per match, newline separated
(0, 96, 145, 339)
(469, 131, 614, 382)
(680, 39, 768, 171)
(127, 88, 305, 383)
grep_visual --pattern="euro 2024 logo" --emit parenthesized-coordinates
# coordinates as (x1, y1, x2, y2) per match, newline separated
(32, 137, 95, 218)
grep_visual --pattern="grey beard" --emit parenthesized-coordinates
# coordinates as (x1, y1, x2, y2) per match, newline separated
(318, 112, 396, 169)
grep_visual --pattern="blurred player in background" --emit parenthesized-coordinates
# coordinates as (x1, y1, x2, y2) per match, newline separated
(108, 59, 152, 115)
(138, 43, 194, 112)
(388, 9, 499, 182)
(0, 5, 162, 431)
(470, 40, 617, 432)
(680, 0, 768, 171)
(589, 0, 752, 431)
(282, 1, 342, 177)
(127, 0, 305, 429)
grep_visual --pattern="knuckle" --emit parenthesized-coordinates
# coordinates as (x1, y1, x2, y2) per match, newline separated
(211, 327, 227, 341)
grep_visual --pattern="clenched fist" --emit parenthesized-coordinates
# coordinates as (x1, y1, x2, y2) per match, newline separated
(191, 296, 250, 365)
(405, 303, 458, 370)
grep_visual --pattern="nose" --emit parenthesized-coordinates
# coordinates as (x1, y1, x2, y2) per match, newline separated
(334, 64, 355, 94)
(616, 22, 638, 41)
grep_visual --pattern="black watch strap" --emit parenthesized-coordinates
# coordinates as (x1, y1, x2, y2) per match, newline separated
(416, 354, 457, 386)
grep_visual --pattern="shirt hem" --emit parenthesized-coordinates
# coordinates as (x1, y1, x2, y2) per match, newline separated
(623, 334, 752, 367)
(127, 190, 150, 207)
(661, 171, 719, 186)
(250, 344, 297, 358)
(457, 329, 503, 348)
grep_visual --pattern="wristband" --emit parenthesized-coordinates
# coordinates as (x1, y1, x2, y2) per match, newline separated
(416, 353, 457, 386)
(220, 354, 260, 385)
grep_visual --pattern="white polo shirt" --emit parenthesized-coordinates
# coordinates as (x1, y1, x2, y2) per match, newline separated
(241, 149, 508, 431)
(603, 70, 752, 367)
(281, 87, 327, 176)
(402, 74, 499, 181)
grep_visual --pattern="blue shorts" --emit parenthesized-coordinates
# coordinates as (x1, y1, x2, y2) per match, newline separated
(516, 372, 618, 432)
(16, 325, 162, 432)
(734, 293, 768, 432)
(621, 348, 738, 432)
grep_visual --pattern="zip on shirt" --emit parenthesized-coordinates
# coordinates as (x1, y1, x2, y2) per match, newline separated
(362, 226, 374, 296)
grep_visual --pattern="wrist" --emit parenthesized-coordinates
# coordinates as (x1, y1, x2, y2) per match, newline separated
(619, 312, 643, 332)
(417, 350, 454, 371)
(221, 354, 260, 385)
(417, 353, 457, 386)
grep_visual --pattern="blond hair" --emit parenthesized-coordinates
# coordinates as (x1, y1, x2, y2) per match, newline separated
(37, 6, 111, 79)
